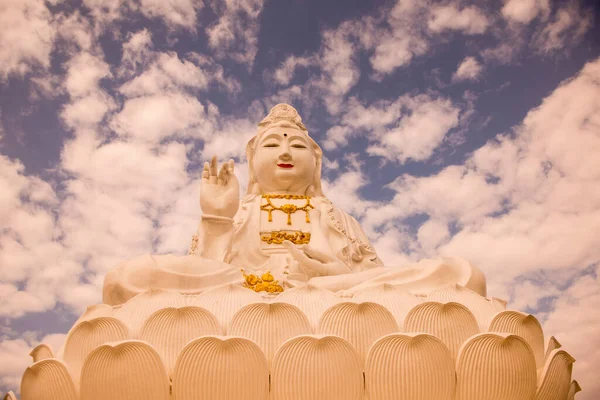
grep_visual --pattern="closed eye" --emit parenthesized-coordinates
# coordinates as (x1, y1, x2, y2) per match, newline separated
(263, 143, 279, 147)
(291, 144, 307, 149)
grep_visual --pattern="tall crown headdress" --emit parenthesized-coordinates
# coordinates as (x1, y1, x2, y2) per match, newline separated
(258, 103, 307, 132)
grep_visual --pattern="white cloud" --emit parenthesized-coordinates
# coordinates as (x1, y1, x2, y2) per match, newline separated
(367, 96, 460, 163)
(428, 4, 489, 35)
(138, 0, 204, 30)
(313, 22, 363, 115)
(271, 56, 314, 86)
(452, 56, 483, 82)
(110, 93, 210, 142)
(118, 29, 154, 78)
(206, 0, 265, 66)
(532, 4, 592, 54)
(501, 0, 550, 24)
(369, 2, 428, 75)
(64, 52, 111, 99)
(119, 52, 211, 97)
(363, 57, 600, 288)
(0, 0, 56, 80)
(81, 0, 127, 27)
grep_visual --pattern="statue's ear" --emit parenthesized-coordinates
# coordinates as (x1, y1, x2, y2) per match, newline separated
(310, 138, 324, 197)
(245, 137, 258, 195)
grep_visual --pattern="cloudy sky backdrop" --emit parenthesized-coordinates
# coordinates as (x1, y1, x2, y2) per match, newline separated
(0, 0, 599, 397)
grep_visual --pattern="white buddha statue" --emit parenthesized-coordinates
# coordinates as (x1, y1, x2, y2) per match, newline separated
(103, 104, 485, 305)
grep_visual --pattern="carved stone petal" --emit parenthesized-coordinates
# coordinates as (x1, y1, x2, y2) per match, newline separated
(544, 336, 562, 363)
(317, 302, 398, 366)
(20, 359, 78, 400)
(534, 349, 575, 400)
(404, 301, 479, 361)
(63, 316, 130, 382)
(3, 391, 17, 400)
(429, 284, 497, 331)
(228, 302, 312, 367)
(172, 336, 269, 400)
(455, 333, 537, 400)
(352, 283, 423, 329)
(276, 284, 340, 329)
(113, 289, 187, 336)
(29, 344, 54, 362)
(271, 335, 363, 400)
(188, 284, 262, 330)
(73, 304, 114, 326)
(489, 297, 507, 312)
(365, 333, 455, 400)
(139, 306, 222, 375)
(567, 380, 582, 400)
(79, 340, 169, 400)
(488, 310, 545, 369)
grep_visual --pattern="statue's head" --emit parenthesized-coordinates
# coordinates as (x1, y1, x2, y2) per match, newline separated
(246, 104, 324, 196)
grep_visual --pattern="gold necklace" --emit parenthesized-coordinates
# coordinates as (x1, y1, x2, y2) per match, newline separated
(260, 194, 314, 225)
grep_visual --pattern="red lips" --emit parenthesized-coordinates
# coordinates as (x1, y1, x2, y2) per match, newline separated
(277, 163, 294, 168)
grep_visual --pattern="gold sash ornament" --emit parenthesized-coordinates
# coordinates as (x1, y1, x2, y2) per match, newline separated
(241, 269, 284, 293)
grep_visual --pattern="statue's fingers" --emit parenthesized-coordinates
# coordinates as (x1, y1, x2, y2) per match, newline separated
(209, 156, 218, 184)
(228, 159, 235, 172)
(299, 244, 330, 263)
(283, 241, 322, 273)
(202, 162, 210, 180)
(218, 162, 228, 185)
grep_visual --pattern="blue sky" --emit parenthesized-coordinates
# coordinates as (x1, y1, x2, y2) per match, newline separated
(1, 0, 599, 397)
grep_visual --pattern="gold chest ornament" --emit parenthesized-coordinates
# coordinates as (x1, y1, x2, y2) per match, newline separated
(259, 194, 313, 245)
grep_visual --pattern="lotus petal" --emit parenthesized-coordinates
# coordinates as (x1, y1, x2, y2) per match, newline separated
(172, 336, 269, 400)
(455, 333, 537, 400)
(20, 359, 78, 400)
(114, 289, 186, 336)
(318, 302, 398, 365)
(365, 333, 455, 400)
(73, 304, 114, 326)
(535, 349, 575, 400)
(188, 284, 262, 330)
(544, 336, 562, 362)
(80, 340, 169, 400)
(139, 306, 222, 375)
(489, 297, 507, 312)
(271, 335, 363, 400)
(567, 380, 581, 400)
(228, 302, 312, 366)
(3, 391, 17, 400)
(29, 344, 53, 362)
(352, 283, 423, 329)
(63, 317, 130, 382)
(404, 301, 479, 360)
(488, 310, 545, 368)
(429, 284, 497, 331)
(276, 284, 340, 329)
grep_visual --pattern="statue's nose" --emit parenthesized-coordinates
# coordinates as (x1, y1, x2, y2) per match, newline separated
(279, 142, 292, 160)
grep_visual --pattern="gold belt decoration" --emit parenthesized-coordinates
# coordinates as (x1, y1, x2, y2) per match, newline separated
(261, 194, 314, 225)
(261, 230, 311, 245)
(241, 269, 284, 293)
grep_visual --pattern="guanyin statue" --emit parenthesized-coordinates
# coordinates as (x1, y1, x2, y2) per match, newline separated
(103, 103, 486, 305)
(15, 104, 578, 400)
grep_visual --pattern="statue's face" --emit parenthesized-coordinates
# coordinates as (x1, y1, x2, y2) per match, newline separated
(253, 126, 317, 194)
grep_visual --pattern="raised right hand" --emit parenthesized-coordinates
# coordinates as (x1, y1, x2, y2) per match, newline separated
(200, 156, 240, 219)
